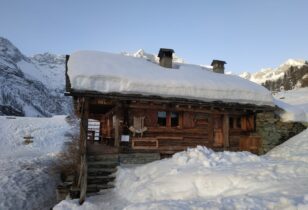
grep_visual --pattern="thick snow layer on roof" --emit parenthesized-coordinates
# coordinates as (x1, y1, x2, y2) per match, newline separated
(68, 51, 274, 106)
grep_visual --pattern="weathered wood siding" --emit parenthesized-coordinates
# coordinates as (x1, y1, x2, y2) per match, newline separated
(88, 100, 261, 154)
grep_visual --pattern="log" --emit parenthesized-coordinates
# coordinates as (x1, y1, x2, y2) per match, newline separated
(223, 114, 229, 148)
(78, 98, 88, 205)
(114, 116, 120, 147)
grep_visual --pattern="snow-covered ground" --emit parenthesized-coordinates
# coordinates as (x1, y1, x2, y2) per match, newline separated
(274, 87, 308, 122)
(0, 116, 71, 210)
(55, 128, 308, 210)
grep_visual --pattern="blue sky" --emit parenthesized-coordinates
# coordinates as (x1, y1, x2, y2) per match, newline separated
(1, 0, 307, 73)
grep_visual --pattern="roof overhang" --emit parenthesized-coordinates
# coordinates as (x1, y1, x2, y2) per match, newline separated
(65, 89, 275, 112)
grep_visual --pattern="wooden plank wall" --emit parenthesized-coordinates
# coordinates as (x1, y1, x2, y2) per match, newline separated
(129, 108, 211, 153)
(91, 100, 259, 154)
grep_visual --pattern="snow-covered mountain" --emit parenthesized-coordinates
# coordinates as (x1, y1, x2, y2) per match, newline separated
(239, 59, 308, 91)
(0, 37, 71, 116)
(122, 48, 185, 64)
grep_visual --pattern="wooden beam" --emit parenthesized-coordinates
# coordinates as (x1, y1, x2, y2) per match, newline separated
(122, 101, 130, 135)
(89, 98, 114, 105)
(78, 97, 88, 205)
(100, 104, 120, 119)
(129, 103, 237, 115)
(208, 114, 214, 144)
(65, 55, 71, 92)
(66, 90, 275, 112)
(223, 114, 229, 149)
(114, 115, 120, 147)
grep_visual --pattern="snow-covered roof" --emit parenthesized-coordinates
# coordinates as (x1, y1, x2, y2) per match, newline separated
(67, 51, 274, 106)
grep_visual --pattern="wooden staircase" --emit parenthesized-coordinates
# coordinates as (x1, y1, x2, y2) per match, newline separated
(86, 154, 119, 194)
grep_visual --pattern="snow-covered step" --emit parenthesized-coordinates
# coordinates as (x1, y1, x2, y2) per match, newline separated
(87, 161, 118, 169)
(119, 153, 161, 164)
(88, 168, 117, 176)
(87, 154, 119, 162)
(86, 152, 119, 194)
(87, 183, 114, 193)
(87, 176, 116, 185)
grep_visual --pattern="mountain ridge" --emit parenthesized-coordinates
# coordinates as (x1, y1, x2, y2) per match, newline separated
(239, 59, 308, 91)
(1, 36, 307, 116)
(0, 37, 71, 117)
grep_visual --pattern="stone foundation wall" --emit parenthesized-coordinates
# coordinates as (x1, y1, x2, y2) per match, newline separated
(256, 111, 306, 154)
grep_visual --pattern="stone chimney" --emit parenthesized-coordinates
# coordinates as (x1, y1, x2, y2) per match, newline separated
(211, 60, 226, 74)
(158, 48, 174, 68)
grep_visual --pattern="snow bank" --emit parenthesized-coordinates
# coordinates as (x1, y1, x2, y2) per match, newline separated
(274, 87, 308, 122)
(274, 99, 308, 122)
(68, 51, 274, 106)
(116, 147, 265, 202)
(55, 129, 308, 209)
(267, 128, 308, 163)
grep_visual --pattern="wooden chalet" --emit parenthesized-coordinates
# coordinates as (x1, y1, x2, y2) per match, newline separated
(65, 49, 274, 203)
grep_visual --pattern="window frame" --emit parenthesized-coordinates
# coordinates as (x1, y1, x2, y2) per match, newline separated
(157, 111, 181, 128)
(157, 111, 167, 127)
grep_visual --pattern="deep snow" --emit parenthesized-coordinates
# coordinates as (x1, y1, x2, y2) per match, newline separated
(67, 51, 274, 106)
(0, 116, 71, 210)
(55, 128, 308, 210)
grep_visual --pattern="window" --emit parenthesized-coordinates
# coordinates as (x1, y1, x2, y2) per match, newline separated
(229, 116, 241, 129)
(229, 117, 234, 128)
(236, 117, 241, 128)
(157, 111, 180, 127)
(171, 112, 179, 127)
(157, 111, 167, 126)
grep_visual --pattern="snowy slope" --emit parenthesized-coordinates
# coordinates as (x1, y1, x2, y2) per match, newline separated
(273, 87, 308, 122)
(0, 37, 71, 117)
(68, 51, 274, 106)
(239, 59, 308, 84)
(0, 116, 72, 210)
(27, 53, 66, 90)
(55, 129, 308, 210)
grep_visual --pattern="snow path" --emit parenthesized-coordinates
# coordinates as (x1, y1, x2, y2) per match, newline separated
(55, 129, 308, 210)
(0, 116, 71, 210)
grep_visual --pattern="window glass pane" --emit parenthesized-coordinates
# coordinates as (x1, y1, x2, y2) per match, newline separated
(236, 117, 241, 128)
(171, 112, 179, 127)
(229, 117, 234, 128)
(158, 111, 167, 118)
(157, 111, 166, 126)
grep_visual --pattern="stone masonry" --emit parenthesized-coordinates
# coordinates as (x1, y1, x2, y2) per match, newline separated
(256, 111, 307, 154)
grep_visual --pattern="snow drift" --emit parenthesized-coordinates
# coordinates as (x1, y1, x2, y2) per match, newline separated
(55, 129, 308, 210)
